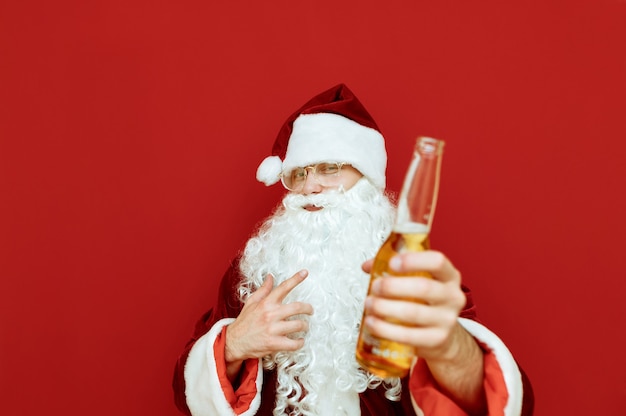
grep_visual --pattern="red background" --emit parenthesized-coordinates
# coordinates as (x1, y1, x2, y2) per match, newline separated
(1, 1, 625, 415)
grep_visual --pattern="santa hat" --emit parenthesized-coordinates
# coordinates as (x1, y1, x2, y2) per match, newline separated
(256, 83, 387, 190)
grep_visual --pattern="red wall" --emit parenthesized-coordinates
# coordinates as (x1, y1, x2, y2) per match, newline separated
(2, 1, 625, 415)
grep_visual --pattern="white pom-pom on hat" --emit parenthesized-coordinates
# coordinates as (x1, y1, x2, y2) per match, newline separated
(256, 155, 283, 186)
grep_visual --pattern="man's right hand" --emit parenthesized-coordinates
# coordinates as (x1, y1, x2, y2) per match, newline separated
(224, 270, 313, 381)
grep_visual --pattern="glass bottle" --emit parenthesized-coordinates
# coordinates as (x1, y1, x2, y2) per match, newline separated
(355, 136, 445, 379)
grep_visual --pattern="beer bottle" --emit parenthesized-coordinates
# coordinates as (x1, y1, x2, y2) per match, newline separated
(355, 136, 445, 379)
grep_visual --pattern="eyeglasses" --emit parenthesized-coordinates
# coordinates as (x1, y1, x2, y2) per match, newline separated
(280, 162, 348, 191)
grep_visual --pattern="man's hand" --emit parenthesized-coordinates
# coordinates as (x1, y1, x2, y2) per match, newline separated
(361, 250, 466, 361)
(224, 270, 313, 381)
(362, 251, 487, 415)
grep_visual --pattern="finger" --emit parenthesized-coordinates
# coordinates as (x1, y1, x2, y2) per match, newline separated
(246, 274, 274, 303)
(364, 315, 451, 349)
(390, 251, 461, 284)
(365, 296, 459, 327)
(277, 301, 314, 320)
(268, 336, 306, 353)
(268, 270, 308, 303)
(371, 276, 464, 307)
(273, 318, 310, 337)
(361, 259, 374, 273)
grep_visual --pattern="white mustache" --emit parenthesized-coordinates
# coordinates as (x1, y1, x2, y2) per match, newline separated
(282, 187, 346, 211)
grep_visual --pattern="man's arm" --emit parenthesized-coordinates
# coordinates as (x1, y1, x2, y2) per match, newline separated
(422, 323, 486, 414)
(173, 265, 314, 415)
(362, 251, 527, 415)
(172, 256, 246, 415)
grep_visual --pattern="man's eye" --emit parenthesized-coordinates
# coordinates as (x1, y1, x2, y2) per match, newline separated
(317, 163, 339, 175)
(291, 169, 306, 182)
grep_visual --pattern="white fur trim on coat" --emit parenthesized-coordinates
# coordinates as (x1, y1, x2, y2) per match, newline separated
(461, 317, 524, 415)
(410, 318, 524, 416)
(184, 318, 263, 416)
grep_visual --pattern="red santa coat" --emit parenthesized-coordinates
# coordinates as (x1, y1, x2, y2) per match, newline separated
(173, 256, 534, 415)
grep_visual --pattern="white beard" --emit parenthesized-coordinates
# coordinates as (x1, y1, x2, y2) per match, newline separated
(238, 179, 402, 416)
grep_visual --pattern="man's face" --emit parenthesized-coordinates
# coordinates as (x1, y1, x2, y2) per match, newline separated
(289, 164, 363, 211)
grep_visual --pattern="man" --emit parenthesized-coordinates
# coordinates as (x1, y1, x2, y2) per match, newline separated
(173, 84, 533, 415)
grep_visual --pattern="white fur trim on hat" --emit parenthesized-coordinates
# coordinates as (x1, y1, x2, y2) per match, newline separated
(256, 155, 283, 186)
(282, 113, 387, 189)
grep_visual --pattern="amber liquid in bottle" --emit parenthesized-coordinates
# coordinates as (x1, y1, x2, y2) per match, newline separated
(355, 136, 444, 379)
(355, 229, 431, 378)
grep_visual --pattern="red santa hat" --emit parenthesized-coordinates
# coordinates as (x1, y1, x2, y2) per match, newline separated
(256, 83, 387, 190)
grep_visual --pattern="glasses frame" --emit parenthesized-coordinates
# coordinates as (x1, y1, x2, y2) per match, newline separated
(280, 162, 348, 191)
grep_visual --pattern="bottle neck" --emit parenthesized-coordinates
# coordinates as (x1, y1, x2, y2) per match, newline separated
(394, 137, 444, 234)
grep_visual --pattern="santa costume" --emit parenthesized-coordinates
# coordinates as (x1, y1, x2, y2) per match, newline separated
(172, 84, 534, 415)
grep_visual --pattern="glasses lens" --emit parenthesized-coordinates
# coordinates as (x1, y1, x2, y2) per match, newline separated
(314, 162, 341, 186)
(281, 163, 343, 190)
(282, 167, 307, 190)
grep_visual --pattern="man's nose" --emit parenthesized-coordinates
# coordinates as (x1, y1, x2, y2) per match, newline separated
(301, 169, 322, 195)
